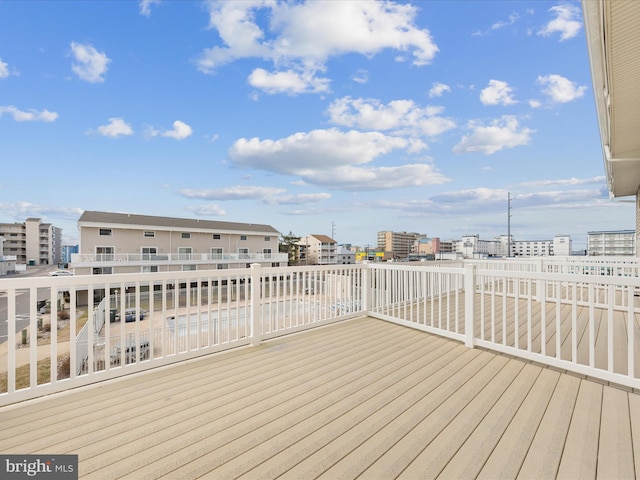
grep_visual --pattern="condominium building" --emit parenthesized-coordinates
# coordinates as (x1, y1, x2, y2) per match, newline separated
(298, 235, 337, 265)
(587, 230, 635, 256)
(0, 236, 17, 275)
(0, 217, 62, 265)
(70, 211, 287, 274)
(377, 231, 424, 259)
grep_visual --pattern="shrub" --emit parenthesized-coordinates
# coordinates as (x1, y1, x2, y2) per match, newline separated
(58, 310, 70, 320)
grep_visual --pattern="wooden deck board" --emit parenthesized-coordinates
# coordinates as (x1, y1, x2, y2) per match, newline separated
(1, 314, 640, 479)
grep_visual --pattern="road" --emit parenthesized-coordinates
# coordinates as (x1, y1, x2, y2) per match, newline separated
(0, 265, 55, 345)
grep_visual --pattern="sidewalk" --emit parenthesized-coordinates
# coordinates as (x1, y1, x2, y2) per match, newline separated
(0, 337, 72, 371)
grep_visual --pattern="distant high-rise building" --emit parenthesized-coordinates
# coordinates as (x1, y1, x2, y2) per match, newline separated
(587, 230, 635, 256)
(0, 218, 62, 265)
(377, 231, 424, 259)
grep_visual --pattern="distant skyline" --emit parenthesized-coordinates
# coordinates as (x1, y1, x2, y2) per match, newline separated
(0, 1, 633, 250)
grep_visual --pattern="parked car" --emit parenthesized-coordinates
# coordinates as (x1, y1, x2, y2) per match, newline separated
(48, 270, 73, 276)
(113, 308, 145, 322)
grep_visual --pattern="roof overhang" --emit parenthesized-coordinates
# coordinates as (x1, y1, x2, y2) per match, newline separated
(582, 0, 640, 198)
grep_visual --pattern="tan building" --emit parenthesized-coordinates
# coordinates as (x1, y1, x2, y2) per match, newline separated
(0, 217, 62, 265)
(298, 234, 337, 265)
(71, 211, 287, 274)
(377, 231, 424, 259)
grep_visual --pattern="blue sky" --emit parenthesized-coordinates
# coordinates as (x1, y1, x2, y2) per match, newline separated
(0, 0, 633, 250)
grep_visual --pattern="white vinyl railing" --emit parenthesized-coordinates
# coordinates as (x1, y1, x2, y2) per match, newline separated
(365, 261, 640, 390)
(3, 258, 640, 405)
(0, 264, 364, 405)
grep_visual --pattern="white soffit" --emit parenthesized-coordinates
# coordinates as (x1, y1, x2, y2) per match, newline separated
(583, 0, 640, 197)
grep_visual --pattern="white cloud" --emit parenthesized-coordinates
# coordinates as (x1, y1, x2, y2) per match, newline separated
(480, 79, 517, 106)
(0, 106, 58, 122)
(179, 186, 332, 205)
(162, 120, 193, 140)
(351, 69, 368, 84)
(428, 82, 450, 98)
(0, 58, 9, 78)
(0, 202, 83, 220)
(228, 128, 445, 190)
(299, 163, 449, 190)
(520, 176, 606, 188)
(537, 74, 586, 103)
(185, 204, 227, 216)
(93, 117, 134, 137)
(145, 120, 193, 140)
(230, 128, 424, 172)
(248, 68, 330, 94)
(528, 99, 542, 108)
(179, 186, 286, 201)
(139, 0, 161, 17)
(196, 1, 437, 94)
(538, 4, 582, 41)
(327, 97, 455, 137)
(70, 42, 111, 83)
(452, 115, 534, 155)
(266, 193, 332, 205)
(491, 13, 520, 31)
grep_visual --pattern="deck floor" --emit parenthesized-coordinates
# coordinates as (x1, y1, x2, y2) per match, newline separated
(1, 316, 640, 479)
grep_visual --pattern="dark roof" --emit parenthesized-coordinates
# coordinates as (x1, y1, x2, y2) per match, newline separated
(78, 211, 279, 234)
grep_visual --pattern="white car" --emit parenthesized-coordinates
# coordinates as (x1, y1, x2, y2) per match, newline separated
(48, 270, 74, 276)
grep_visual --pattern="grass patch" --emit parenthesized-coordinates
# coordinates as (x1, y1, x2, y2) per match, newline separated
(0, 354, 70, 394)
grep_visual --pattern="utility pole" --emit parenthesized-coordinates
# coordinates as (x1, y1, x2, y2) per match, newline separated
(507, 192, 512, 258)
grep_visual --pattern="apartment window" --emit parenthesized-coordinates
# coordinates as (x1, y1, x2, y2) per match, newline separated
(240, 235, 247, 241)
(238, 248, 249, 259)
(182, 264, 196, 271)
(141, 247, 157, 260)
(217, 264, 228, 270)
(144, 231, 155, 238)
(142, 266, 158, 273)
(99, 228, 112, 236)
(264, 236, 271, 241)
(178, 247, 192, 260)
(96, 246, 114, 261)
(211, 247, 223, 259)
(92, 267, 113, 275)
(213, 234, 221, 240)
(181, 232, 191, 239)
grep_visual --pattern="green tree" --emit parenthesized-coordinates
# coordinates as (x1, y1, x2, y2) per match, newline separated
(279, 231, 301, 265)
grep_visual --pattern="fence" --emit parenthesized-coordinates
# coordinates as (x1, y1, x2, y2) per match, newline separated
(0, 263, 364, 405)
(3, 258, 640, 406)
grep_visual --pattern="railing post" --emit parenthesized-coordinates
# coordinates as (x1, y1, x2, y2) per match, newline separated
(464, 264, 476, 348)
(250, 263, 262, 346)
(535, 258, 544, 302)
(362, 262, 370, 314)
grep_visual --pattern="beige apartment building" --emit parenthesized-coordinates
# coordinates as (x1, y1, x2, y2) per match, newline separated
(71, 211, 287, 274)
(0, 217, 62, 265)
(298, 235, 337, 265)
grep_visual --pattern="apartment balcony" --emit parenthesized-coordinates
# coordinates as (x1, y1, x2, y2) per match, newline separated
(70, 252, 289, 268)
(2, 258, 640, 477)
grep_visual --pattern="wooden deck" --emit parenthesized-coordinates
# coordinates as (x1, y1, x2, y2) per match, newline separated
(1, 316, 640, 479)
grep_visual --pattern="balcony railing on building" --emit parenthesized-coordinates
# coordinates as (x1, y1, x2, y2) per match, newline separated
(71, 252, 289, 265)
